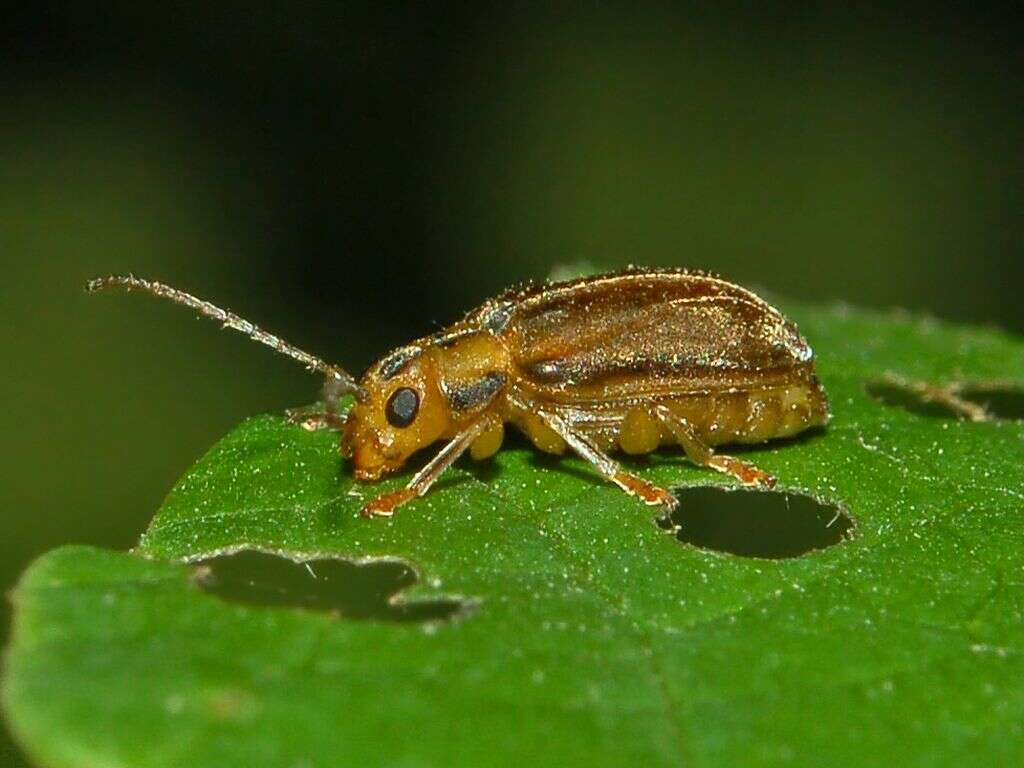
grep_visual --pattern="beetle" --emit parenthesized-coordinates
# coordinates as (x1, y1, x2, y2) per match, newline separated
(88, 268, 830, 517)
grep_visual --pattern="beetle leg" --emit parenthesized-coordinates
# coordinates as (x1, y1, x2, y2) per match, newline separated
(286, 376, 351, 431)
(361, 414, 501, 518)
(524, 405, 678, 512)
(286, 406, 346, 431)
(652, 405, 776, 488)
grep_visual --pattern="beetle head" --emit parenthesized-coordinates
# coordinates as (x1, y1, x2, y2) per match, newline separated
(342, 347, 449, 480)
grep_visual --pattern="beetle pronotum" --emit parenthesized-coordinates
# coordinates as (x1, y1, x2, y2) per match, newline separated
(89, 268, 830, 517)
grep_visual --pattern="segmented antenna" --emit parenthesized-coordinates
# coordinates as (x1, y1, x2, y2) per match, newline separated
(87, 275, 368, 402)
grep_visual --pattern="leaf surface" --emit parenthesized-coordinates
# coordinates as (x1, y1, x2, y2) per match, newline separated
(5, 303, 1024, 767)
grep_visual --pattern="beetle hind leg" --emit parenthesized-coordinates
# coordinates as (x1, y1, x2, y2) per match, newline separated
(653, 405, 776, 488)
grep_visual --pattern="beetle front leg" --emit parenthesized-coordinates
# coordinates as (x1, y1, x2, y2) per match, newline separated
(287, 375, 352, 431)
(361, 414, 501, 518)
(653, 405, 776, 488)
(519, 401, 679, 512)
(287, 405, 347, 431)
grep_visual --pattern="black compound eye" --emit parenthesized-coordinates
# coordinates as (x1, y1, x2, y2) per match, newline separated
(385, 387, 420, 428)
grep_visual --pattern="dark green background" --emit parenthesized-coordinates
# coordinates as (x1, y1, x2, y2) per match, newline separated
(2, 4, 1022, 765)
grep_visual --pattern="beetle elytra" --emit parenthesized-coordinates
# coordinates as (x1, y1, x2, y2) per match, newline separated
(89, 268, 830, 517)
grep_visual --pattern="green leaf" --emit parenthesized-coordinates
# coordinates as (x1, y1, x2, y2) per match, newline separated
(5, 302, 1024, 767)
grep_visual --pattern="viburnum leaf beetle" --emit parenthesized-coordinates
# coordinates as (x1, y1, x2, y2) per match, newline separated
(88, 268, 830, 518)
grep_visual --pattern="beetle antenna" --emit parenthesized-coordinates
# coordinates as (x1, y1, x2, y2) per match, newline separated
(87, 275, 368, 402)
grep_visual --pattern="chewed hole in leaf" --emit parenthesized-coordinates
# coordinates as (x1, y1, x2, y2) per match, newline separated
(866, 374, 1024, 421)
(660, 486, 853, 559)
(194, 550, 467, 622)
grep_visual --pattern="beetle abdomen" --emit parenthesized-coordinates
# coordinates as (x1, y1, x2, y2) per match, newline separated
(673, 378, 830, 446)
(548, 377, 829, 455)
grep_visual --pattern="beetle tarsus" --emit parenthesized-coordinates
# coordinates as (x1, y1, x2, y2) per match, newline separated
(286, 406, 347, 432)
(707, 456, 777, 488)
(612, 472, 679, 511)
(361, 488, 417, 518)
(652, 405, 776, 489)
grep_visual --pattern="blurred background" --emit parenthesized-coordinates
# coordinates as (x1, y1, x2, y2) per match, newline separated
(1, 3, 1021, 763)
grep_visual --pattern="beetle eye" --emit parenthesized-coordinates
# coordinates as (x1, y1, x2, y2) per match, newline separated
(385, 387, 419, 428)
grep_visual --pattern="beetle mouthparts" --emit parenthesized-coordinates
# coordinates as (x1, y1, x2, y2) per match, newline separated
(351, 441, 391, 481)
